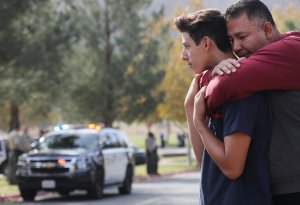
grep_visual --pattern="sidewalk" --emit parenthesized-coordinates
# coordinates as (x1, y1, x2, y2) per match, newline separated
(0, 174, 20, 203)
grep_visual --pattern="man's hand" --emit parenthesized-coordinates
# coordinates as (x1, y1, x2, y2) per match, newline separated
(193, 86, 208, 126)
(211, 57, 245, 76)
(184, 75, 201, 115)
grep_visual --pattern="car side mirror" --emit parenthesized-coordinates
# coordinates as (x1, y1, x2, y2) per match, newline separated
(31, 141, 39, 150)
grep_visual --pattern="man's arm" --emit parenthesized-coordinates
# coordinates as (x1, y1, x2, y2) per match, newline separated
(194, 87, 251, 180)
(184, 75, 204, 166)
(206, 37, 300, 111)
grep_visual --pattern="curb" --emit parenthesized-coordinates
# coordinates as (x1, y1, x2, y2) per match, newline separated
(0, 168, 200, 202)
(0, 194, 20, 203)
(0, 191, 50, 203)
(133, 168, 200, 182)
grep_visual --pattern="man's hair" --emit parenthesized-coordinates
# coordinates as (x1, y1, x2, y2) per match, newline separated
(225, 0, 276, 27)
(174, 9, 232, 52)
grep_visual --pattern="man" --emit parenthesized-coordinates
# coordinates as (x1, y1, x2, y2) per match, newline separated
(175, 9, 272, 205)
(204, 1, 300, 204)
(7, 127, 22, 184)
(145, 132, 159, 175)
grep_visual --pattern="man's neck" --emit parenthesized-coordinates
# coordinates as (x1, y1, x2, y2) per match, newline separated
(271, 29, 281, 43)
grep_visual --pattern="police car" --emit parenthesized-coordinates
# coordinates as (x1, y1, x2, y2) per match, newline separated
(16, 127, 134, 201)
(0, 138, 8, 175)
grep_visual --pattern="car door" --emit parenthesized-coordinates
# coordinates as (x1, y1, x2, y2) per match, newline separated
(0, 139, 8, 173)
(99, 132, 117, 184)
(113, 130, 129, 182)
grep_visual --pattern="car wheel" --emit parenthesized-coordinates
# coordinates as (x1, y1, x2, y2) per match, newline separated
(58, 190, 70, 197)
(118, 165, 133, 194)
(2, 161, 9, 176)
(87, 168, 104, 199)
(19, 188, 36, 201)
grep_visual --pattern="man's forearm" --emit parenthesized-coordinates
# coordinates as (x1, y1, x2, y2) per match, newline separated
(206, 40, 300, 111)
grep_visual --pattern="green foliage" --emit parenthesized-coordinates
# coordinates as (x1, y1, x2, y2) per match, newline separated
(0, 0, 76, 129)
(285, 19, 300, 30)
(272, 4, 300, 32)
(62, 0, 170, 126)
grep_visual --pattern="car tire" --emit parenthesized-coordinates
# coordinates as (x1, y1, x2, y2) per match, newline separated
(1, 161, 9, 176)
(19, 188, 36, 201)
(58, 190, 70, 197)
(87, 168, 104, 199)
(118, 165, 133, 195)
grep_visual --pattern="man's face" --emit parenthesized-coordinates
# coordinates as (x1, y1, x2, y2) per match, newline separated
(181, 32, 207, 74)
(227, 12, 269, 58)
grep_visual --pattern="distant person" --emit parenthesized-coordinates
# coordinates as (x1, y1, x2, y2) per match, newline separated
(7, 126, 22, 184)
(177, 132, 186, 147)
(20, 127, 33, 153)
(38, 129, 46, 138)
(145, 132, 159, 175)
(160, 133, 166, 148)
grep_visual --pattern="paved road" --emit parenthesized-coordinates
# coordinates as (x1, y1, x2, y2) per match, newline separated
(3, 171, 200, 205)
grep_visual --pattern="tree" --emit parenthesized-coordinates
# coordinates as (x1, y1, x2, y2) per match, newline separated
(63, 0, 169, 127)
(272, 3, 300, 32)
(0, 0, 75, 130)
(122, 7, 172, 126)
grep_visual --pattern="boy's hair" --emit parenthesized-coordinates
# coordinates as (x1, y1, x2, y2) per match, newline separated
(174, 9, 231, 53)
(225, 0, 276, 27)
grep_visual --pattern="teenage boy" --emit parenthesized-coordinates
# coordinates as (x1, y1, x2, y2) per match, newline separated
(175, 9, 272, 205)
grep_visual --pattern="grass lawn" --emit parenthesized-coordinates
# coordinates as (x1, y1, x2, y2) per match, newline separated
(129, 135, 182, 149)
(0, 177, 19, 196)
(135, 156, 198, 177)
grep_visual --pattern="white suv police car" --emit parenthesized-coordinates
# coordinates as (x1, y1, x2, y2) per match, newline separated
(16, 127, 134, 201)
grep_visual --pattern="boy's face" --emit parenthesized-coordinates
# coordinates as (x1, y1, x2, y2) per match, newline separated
(227, 12, 269, 58)
(181, 32, 208, 74)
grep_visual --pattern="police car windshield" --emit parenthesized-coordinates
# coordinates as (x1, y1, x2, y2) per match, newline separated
(39, 134, 98, 150)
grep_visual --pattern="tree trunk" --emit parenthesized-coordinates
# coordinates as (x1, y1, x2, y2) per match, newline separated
(103, 1, 114, 128)
(9, 103, 20, 131)
(104, 118, 113, 127)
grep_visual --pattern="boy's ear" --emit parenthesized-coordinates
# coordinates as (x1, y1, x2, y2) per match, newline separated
(202, 36, 210, 50)
(262, 22, 273, 40)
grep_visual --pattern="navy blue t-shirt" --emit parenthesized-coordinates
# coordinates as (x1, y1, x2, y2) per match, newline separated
(199, 93, 272, 205)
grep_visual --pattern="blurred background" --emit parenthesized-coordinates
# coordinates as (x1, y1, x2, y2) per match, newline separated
(1, 0, 300, 202)
(0, 0, 299, 137)
(0, 0, 300, 136)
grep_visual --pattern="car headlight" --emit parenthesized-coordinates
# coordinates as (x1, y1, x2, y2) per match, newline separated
(17, 159, 26, 167)
(77, 158, 88, 170)
(17, 155, 30, 175)
(70, 158, 88, 172)
(17, 155, 28, 167)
